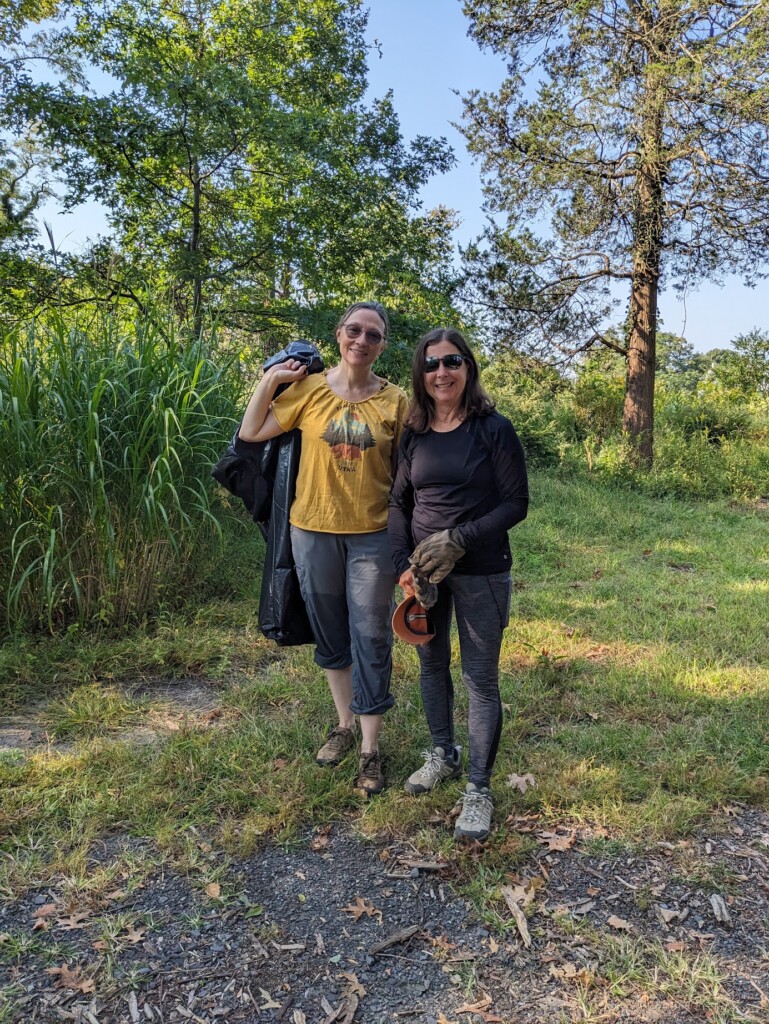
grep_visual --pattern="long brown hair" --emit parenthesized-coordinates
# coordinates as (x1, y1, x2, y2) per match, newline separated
(406, 328, 495, 433)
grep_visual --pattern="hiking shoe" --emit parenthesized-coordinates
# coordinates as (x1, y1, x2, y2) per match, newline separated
(356, 750, 385, 795)
(404, 746, 461, 795)
(316, 726, 356, 766)
(454, 783, 493, 841)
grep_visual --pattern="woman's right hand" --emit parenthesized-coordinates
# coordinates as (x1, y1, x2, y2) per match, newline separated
(398, 569, 416, 597)
(263, 358, 309, 388)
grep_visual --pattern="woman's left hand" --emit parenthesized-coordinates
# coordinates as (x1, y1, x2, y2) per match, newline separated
(398, 569, 416, 597)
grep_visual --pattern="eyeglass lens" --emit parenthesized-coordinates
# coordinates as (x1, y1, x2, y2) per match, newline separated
(424, 354, 465, 372)
(344, 323, 383, 345)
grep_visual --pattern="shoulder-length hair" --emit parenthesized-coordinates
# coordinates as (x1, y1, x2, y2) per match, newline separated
(406, 328, 495, 433)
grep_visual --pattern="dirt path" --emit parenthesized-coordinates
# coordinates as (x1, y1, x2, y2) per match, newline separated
(3, 682, 769, 1023)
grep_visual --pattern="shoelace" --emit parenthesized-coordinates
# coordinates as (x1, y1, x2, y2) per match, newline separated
(420, 749, 448, 778)
(461, 790, 491, 824)
(360, 752, 381, 779)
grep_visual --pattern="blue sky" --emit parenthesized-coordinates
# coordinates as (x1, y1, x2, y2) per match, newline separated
(364, 0, 768, 354)
(39, 0, 767, 353)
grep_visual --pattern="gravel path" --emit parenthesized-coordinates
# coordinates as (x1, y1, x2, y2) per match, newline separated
(3, 807, 769, 1023)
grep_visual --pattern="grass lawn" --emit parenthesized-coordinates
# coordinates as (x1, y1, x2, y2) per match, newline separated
(2, 468, 769, 1022)
(2, 467, 768, 887)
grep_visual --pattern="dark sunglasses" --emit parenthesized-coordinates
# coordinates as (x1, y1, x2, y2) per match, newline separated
(423, 353, 467, 372)
(343, 323, 384, 345)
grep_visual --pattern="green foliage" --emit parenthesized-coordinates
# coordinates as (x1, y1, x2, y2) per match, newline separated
(8, 0, 458, 334)
(0, 306, 244, 633)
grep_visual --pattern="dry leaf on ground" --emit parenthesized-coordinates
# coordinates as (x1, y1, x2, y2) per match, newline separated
(32, 903, 59, 919)
(45, 964, 96, 993)
(337, 971, 366, 997)
(500, 886, 531, 947)
(506, 772, 537, 794)
(205, 882, 221, 899)
(340, 897, 382, 923)
(607, 915, 632, 931)
(537, 830, 576, 852)
(55, 912, 91, 930)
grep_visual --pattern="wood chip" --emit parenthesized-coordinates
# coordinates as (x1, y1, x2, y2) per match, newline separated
(369, 924, 420, 954)
(710, 893, 732, 926)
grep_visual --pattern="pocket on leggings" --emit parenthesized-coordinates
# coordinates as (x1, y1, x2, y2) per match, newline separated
(486, 572, 512, 631)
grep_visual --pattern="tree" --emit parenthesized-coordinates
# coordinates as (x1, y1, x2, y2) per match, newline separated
(10, 0, 455, 336)
(460, 0, 769, 464)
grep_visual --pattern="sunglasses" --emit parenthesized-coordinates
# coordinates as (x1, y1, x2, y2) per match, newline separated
(423, 353, 467, 372)
(343, 323, 384, 345)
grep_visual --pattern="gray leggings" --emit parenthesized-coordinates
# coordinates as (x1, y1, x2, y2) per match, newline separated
(290, 526, 395, 716)
(417, 571, 512, 788)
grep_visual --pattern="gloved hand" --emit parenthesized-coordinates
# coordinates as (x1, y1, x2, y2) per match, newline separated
(409, 528, 465, 584)
(412, 571, 438, 610)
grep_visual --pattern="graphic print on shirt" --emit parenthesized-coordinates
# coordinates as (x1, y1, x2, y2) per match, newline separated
(321, 408, 376, 471)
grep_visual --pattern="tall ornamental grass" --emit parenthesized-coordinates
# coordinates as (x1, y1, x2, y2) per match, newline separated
(0, 312, 243, 633)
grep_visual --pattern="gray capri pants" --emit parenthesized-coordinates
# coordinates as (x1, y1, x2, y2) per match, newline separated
(290, 526, 396, 716)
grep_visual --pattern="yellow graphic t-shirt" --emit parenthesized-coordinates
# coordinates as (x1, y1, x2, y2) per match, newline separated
(271, 372, 408, 534)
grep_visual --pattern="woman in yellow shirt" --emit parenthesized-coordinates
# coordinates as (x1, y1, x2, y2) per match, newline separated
(240, 302, 408, 794)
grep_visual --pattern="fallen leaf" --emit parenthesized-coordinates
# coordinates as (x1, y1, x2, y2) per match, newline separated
(33, 903, 60, 919)
(32, 918, 50, 932)
(488, 935, 499, 953)
(55, 912, 91, 930)
(537, 830, 576, 852)
(500, 886, 531, 947)
(586, 886, 600, 897)
(340, 897, 382, 924)
(123, 927, 146, 944)
(292, 1011, 306, 1024)
(258, 989, 282, 1010)
(205, 882, 221, 899)
(431, 934, 458, 953)
(310, 834, 330, 851)
(202, 708, 222, 723)
(46, 964, 95, 993)
(607, 915, 632, 931)
(506, 772, 537, 794)
(664, 940, 686, 952)
(92, 939, 109, 950)
(337, 971, 366, 997)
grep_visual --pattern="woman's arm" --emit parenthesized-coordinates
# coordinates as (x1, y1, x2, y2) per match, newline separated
(238, 360, 308, 442)
(455, 417, 529, 550)
(388, 435, 416, 577)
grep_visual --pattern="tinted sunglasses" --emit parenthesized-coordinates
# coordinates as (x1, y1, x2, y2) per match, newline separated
(423, 353, 467, 372)
(343, 323, 384, 345)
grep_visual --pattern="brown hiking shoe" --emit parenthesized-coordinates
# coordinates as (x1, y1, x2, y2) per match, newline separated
(315, 726, 356, 766)
(356, 750, 384, 795)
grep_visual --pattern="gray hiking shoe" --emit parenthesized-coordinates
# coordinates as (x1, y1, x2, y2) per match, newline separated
(454, 783, 493, 841)
(316, 726, 356, 766)
(404, 746, 461, 795)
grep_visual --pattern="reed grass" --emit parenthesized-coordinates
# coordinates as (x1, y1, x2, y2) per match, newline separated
(0, 308, 243, 632)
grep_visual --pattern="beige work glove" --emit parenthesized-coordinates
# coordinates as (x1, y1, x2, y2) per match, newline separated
(409, 528, 466, 584)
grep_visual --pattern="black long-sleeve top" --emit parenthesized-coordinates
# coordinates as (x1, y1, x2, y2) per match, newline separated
(388, 411, 529, 577)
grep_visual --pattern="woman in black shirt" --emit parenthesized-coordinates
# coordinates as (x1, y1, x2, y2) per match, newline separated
(388, 328, 528, 840)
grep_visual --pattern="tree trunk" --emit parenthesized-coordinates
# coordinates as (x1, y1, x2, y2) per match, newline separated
(622, 14, 666, 467)
(190, 159, 203, 339)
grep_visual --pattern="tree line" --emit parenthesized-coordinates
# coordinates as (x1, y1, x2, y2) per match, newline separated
(2, 0, 769, 464)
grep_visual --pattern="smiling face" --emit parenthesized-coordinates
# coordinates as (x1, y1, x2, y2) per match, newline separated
(423, 339, 468, 411)
(336, 307, 387, 371)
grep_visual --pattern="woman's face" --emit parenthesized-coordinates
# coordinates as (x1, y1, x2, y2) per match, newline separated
(336, 308, 386, 371)
(423, 340, 469, 410)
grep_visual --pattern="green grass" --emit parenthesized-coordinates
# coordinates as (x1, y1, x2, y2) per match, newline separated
(1, 468, 768, 889)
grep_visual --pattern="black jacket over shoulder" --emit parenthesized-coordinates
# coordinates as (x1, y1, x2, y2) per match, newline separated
(212, 341, 323, 646)
(388, 412, 529, 577)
